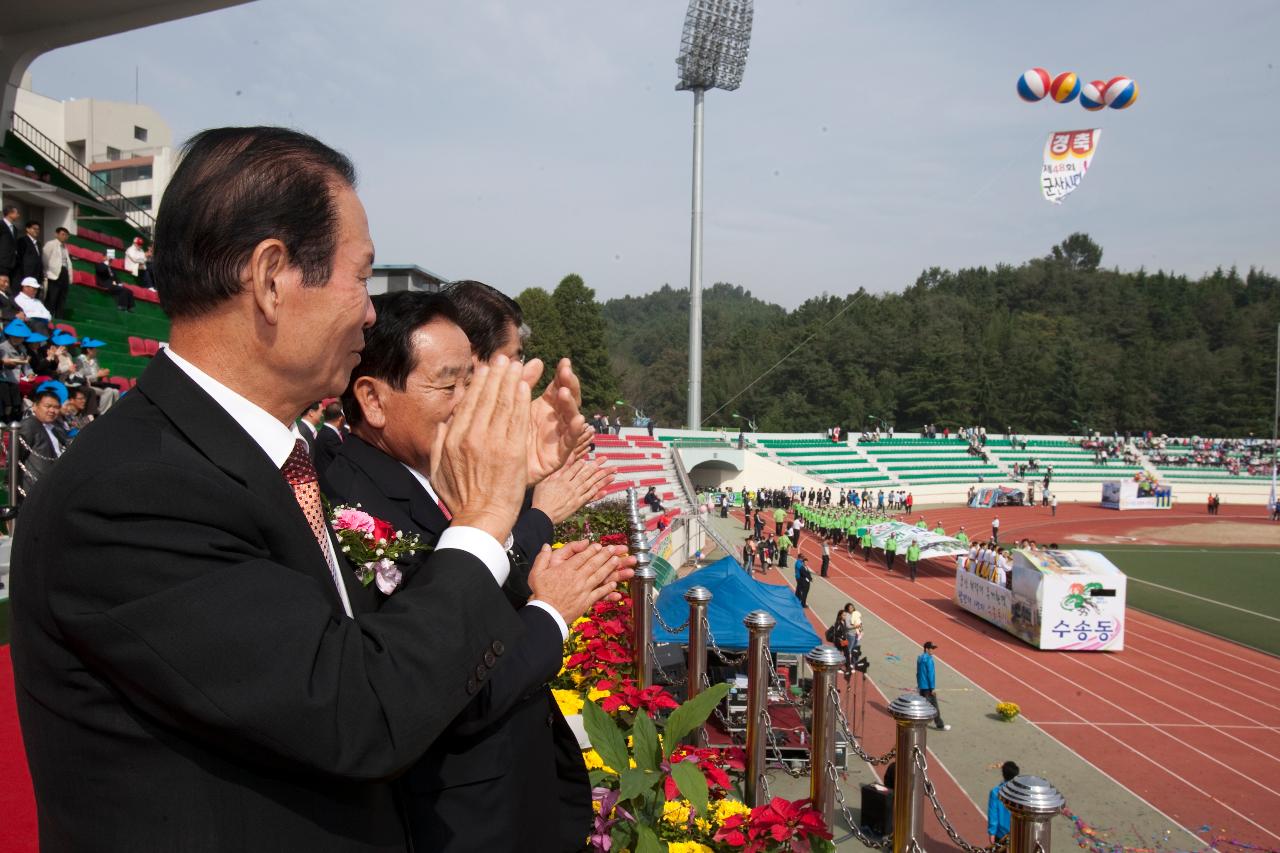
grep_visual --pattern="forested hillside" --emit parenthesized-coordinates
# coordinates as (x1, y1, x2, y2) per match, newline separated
(600, 235, 1279, 436)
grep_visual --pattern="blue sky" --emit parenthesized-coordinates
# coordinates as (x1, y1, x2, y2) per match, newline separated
(27, 0, 1280, 306)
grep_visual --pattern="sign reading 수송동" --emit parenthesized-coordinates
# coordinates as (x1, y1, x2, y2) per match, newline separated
(1042, 128, 1101, 204)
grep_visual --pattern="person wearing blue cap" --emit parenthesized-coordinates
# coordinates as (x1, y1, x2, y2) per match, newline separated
(0, 317, 30, 420)
(73, 338, 118, 414)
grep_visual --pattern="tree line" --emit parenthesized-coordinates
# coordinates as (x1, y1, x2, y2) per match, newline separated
(519, 235, 1279, 437)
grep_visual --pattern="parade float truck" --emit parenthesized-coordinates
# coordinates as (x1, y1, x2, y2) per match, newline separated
(954, 549, 1127, 651)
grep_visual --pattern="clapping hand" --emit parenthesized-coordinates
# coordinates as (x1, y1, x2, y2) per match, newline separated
(525, 358, 588, 485)
(532, 459, 615, 525)
(528, 540, 636, 624)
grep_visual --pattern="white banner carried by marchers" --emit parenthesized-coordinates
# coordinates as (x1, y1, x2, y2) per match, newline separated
(1042, 128, 1101, 204)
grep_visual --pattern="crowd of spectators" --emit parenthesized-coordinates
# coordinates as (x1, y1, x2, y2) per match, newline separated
(1139, 434, 1277, 476)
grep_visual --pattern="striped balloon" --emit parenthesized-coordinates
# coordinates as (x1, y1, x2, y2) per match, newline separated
(1050, 71, 1080, 103)
(1080, 80, 1107, 111)
(1105, 77, 1139, 109)
(1017, 67, 1051, 102)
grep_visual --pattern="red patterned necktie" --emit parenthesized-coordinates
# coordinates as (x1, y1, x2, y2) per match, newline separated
(281, 439, 344, 594)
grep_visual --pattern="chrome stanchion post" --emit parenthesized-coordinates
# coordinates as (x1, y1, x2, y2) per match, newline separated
(888, 693, 936, 853)
(683, 585, 712, 745)
(1, 422, 20, 521)
(806, 644, 845, 828)
(1000, 775, 1065, 853)
(744, 609, 776, 807)
(627, 488, 656, 689)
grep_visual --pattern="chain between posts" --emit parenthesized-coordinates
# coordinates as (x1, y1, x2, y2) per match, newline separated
(704, 615, 748, 665)
(651, 599, 689, 634)
(829, 684, 896, 765)
(913, 746, 1005, 853)
(649, 642, 688, 687)
(828, 760, 894, 850)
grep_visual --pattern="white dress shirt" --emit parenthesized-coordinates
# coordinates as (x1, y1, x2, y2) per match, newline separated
(165, 350, 527, 621)
(401, 462, 568, 640)
(43, 422, 63, 456)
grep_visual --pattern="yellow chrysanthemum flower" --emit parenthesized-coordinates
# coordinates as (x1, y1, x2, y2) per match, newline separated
(662, 799, 692, 826)
(668, 842, 713, 853)
(712, 799, 753, 825)
(587, 685, 611, 703)
(552, 689, 584, 717)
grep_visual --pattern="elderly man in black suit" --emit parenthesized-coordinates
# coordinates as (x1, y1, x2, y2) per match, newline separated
(93, 251, 137, 312)
(14, 220, 43, 283)
(10, 126, 628, 853)
(323, 291, 613, 852)
(314, 398, 345, 474)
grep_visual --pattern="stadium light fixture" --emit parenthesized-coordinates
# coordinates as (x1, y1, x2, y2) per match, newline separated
(675, 0, 753, 429)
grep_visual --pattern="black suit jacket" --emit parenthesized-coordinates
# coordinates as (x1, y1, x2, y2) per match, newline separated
(0, 220, 17, 275)
(0, 287, 21, 321)
(315, 422, 344, 475)
(15, 234, 42, 281)
(295, 418, 319, 460)
(17, 415, 67, 496)
(321, 435, 590, 852)
(10, 352, 526, 853)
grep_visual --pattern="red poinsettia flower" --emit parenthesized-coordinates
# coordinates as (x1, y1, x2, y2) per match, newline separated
(714, 813, 749, 847)
(746, 797, 833, 851)
(599, 532, 629, 547)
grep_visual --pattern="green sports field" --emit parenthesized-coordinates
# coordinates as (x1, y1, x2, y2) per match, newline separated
(1076, 545, 1280, 656)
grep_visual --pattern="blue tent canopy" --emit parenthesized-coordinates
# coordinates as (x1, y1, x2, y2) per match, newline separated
(652, 556, 822, 654)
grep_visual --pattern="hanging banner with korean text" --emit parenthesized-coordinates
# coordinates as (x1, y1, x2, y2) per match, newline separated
(1041, 128, 1101, 204)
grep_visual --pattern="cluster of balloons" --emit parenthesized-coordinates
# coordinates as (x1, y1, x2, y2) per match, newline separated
(1017, 68, 1138, 110)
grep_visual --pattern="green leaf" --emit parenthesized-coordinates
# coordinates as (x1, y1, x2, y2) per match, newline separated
(631, 711, 660, 773)
(583, 699, 630, 775)
(669, 759, 710, 818)
(587, 768, 610, 788)
(662, 682, 731, 758)
(610, 820, 635, 852)
(618, 767, 659, 802)
(635, 823, 664, 853)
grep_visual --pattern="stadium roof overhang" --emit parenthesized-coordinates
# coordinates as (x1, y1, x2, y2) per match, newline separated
(2, 0, 256, 127)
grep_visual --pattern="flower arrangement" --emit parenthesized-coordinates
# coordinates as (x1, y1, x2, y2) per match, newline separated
(554, 500, 835, 852)
(329, 505, 425, 594)
(996, 701, 1021, 722)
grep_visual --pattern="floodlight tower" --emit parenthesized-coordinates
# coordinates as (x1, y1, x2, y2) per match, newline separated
(675, 0, 753, 429)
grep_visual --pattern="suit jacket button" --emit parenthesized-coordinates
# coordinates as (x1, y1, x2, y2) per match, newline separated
(491, 640, 505, 656)
(465, 678, 478, 695)
(476, 664, 487, 681)
(483, 651, 497, 667)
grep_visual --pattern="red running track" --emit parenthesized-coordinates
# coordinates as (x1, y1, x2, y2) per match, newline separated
(741, 502, 1280, 848)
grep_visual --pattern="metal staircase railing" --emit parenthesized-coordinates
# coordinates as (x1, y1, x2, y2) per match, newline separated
(8, 112, 155, 234)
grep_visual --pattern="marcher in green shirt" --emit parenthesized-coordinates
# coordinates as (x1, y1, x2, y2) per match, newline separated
(861, 529, 873, 561)
(907, 541, 922, 582)
(777, 533, 793, 569)
(955, 527, 969, 545)
(774, 507, 786, 536)
(933, 524, 946, 536)
(916, 518, 928, 530)
(884, 535, 898, 571)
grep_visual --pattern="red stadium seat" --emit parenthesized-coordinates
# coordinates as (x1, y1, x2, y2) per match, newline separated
(128, 336, 146, 357)
(144, 339, 159, 357)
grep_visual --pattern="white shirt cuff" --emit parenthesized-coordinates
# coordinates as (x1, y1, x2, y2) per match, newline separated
(525, 599, 569, 641)
(436, 526, 510, 588)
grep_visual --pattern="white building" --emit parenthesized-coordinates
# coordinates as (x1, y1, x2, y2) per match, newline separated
(14, 72, 175, 219)
(368, 265, 448, 296)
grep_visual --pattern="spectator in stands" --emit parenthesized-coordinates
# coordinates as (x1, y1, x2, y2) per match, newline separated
(915, 641, 951, 731)
(0, 274, 24, 322)
(0, 319, 31, 420)
(60, 386, 90, 435)
(644, 486, 665, 514)
(41, 226, 72, 320)
(314, 399, 345, 474)
(987, 761, 1019, 846)
(93, 251, 137, 312)
(18, 387, 68, 498)
(73, 339, 118, 415)
(125, 237, 148, 281)
(15, 221, 43, 284)
(294, 400, 323, 458)
(0, 205, 19, 280)
(15, 277, 52, 333)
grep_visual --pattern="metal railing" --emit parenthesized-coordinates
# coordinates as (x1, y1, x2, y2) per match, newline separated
(8, 113, 155, 234)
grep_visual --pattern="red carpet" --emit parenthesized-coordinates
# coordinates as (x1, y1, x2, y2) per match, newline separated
(0, 645, 38, 852)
